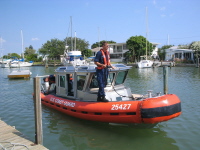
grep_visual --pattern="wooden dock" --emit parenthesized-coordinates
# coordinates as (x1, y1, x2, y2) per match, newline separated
(0, 120, 48, 150)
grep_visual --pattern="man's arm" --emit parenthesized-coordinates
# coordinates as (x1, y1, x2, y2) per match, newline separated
(94, 61, 107, 68)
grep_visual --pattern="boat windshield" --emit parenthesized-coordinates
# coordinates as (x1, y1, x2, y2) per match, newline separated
(115, 71, 128, 85)
(89, 72, 115, 88)
(77, 75, 86, 90)
(107, 72, 115, 86)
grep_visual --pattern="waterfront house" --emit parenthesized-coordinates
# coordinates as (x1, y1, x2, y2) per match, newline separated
(91, 42, 159, 62)
(165, 46, 195, 62)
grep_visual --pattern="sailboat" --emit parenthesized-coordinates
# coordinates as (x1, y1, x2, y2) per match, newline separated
(137, 7, 153, 68)
(10, 30, 33, 68)
(62, 17, 85, 66)
(8, 30, 32, 79)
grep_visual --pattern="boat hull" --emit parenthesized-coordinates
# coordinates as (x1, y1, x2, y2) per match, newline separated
(8, 70, 31, 79)
(137, 60, 153, 68)
(1, 63, 10, 68)
(10, 62, 33, 68)
(40, 93, 181, 124)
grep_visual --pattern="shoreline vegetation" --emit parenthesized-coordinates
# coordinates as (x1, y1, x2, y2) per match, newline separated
(32, 61, 197, 67)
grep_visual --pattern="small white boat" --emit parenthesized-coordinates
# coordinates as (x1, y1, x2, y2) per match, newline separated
(137, 7, 153, 69)
(1, 59, 12, 68)
(8, 70, 32, 79)
(1, 62, 10, 68)
(9, 30, 33, 68)
(10, 61, 33, 68)
(137, 59, 153, 68)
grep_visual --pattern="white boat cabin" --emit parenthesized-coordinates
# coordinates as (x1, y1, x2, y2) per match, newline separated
(54, 64, 133, 102)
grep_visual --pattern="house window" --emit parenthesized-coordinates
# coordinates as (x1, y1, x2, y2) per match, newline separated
(117, 46, 122, 52)
(110, 54, 122, 59)
(123, 44, 127, 50)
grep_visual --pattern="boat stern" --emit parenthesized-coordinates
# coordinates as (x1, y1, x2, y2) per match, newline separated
(140, 94, 181, 124)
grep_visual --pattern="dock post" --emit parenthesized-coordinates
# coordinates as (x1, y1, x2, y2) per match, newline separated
(196, 58, 199, 68)
(163, 66, 168, 94)
(45, 59, 48, 68)
(33, 77, 43, 145)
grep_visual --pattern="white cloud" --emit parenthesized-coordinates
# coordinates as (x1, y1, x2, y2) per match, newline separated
(85, 1, 89, 7)
(161, 14, 166, 18)
(32, 38, 39, 41)
(153, 0, 156, 5)
(0, 37, 6, 43)
(160, 7, 166, 11)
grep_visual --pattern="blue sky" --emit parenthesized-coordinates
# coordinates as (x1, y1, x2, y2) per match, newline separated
(0, 0, 200, 55)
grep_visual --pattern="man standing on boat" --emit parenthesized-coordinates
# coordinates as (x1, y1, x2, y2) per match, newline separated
(94, 41, 114, 102)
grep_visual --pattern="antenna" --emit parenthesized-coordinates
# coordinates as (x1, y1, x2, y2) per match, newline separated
(98, 27, 100, 50)
(21, 30, 24, 59)
(145, 7, 148, 59)
(70, 16, 73, 51)
(0, 36, 2, 59)
(74, 31, 76, 51)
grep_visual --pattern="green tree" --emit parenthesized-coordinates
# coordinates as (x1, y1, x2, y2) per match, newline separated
(64, 37, 89, 51)
(39, 38, 65, 60)
(189, 41, 200, 61)
(9, 53, 21, 59)
(126, 35, 153, 62)
(91, 40, 116, 49)
(158, 45, 173, 61)
(82, 49, 92, 57)
(39, 37, 89, 61)
(26, 54, 38, 62)
(24, 45, 36, 56)
(23, 45, 37, 61)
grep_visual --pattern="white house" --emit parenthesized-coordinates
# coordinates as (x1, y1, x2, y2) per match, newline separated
(91, 42, 159, 62)
(165, 46, 194, 62)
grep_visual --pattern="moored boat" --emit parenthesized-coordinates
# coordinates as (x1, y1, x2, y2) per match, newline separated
(41, 92, 181, 124)
(137, 59, 153, 68)
(1, 59, 12, 68)
(38, 52, 181, 126)
(8, 70, 32, 79)
(10, 61, 33, 68)
(9, 30, 33, 68)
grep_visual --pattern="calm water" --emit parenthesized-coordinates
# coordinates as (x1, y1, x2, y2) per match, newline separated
(0, 66, 200, 150)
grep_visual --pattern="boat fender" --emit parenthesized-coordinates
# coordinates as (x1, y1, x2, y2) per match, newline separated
(140, 94, 181, 124)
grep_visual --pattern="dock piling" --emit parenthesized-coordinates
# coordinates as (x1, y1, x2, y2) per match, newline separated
(163, 66, 168, 94)
(196, 58, 199, 68)
(33, 77, 43, 145)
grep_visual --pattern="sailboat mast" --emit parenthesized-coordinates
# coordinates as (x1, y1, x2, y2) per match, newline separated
(98, 27, 100, 50)
(145, 7, 148, 59)
(70, 16, 73, 51)
(0, 36, 2, 59)
(21, 30, 24, 59)
(74, 31, 76, 51)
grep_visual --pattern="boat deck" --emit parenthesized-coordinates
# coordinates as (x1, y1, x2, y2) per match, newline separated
(0, 120, 48, 150)
(8, 70, 31, 79)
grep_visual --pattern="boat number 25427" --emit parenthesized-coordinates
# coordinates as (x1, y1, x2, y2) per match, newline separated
(111, 104, 131, 110)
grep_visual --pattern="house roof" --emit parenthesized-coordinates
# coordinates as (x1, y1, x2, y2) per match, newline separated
(91, 47, 101, 52)
(167, 46, 194, 52)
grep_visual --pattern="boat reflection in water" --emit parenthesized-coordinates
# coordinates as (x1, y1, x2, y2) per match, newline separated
(43, 106, 179, 150)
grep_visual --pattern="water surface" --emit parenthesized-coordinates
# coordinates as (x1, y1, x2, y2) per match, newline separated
(0, 66, 199, 150)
